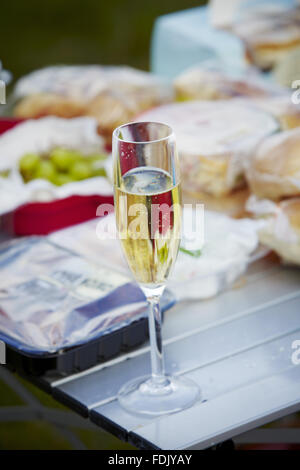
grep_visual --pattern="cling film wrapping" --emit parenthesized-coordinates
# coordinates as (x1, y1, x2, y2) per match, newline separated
(138, 100, 278, 197)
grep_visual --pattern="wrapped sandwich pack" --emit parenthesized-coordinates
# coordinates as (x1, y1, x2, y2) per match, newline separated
(12, 65, 172, 144)
(139, 100, 278, 215)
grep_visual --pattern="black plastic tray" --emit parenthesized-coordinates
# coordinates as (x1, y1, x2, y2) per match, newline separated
(5, 315, 150, 376)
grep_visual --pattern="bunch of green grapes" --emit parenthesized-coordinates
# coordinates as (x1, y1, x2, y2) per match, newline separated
(19, 148, 108, 185)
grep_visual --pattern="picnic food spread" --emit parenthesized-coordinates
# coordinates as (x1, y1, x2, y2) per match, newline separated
(0, 3, 300, 267)
(1, 2, 300, 415)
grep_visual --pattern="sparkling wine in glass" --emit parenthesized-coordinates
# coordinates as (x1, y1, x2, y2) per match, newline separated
(113, 121, 200, 416)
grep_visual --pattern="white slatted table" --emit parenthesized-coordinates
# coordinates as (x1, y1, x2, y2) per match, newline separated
(35, 254, 300, 449)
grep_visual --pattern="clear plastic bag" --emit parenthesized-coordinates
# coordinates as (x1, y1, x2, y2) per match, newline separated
(0, 238, 155, 353)
(246, 195, 300, 265)
(50, 211, 262, 301)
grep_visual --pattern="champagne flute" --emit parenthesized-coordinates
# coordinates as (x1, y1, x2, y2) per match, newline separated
(113, 121, 200, 416)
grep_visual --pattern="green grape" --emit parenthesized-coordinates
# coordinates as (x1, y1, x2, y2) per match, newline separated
(34, 160, 56, 182)
(70, 161, 92, 181)
(53, 173, 74, 186)
(19, 153, 40, 176)
(92, 167, 107, 178)
(50, 148, 82, 171)
(87, 153, 107, 162)
(89, 157, 107, 177)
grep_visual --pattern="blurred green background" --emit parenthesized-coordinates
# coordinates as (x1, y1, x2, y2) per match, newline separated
(1, 0, 206, 81)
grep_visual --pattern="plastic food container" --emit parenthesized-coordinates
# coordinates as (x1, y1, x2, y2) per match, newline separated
(0, 118, 113, 235)
(0, 237, 174, 375)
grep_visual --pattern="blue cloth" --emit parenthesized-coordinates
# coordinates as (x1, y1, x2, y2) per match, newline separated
(151, 6, 246, 80)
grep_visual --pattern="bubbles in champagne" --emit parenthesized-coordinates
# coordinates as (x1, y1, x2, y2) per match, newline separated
(116, 166, 181, 286)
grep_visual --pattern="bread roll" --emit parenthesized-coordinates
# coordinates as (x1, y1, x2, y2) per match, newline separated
(246, 128, 300, 200)
(174, 67, 274, 101)
(14, 93, 87, 119)
(232, 6, 300, 70)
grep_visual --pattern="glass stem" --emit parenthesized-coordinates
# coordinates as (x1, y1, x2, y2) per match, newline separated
(147, 292, 168, 387)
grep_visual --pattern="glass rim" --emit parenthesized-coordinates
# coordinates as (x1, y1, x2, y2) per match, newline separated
(112, 121, 175, 145)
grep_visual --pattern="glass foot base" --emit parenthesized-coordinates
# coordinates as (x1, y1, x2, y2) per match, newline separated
(118, 375, 201, 417)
